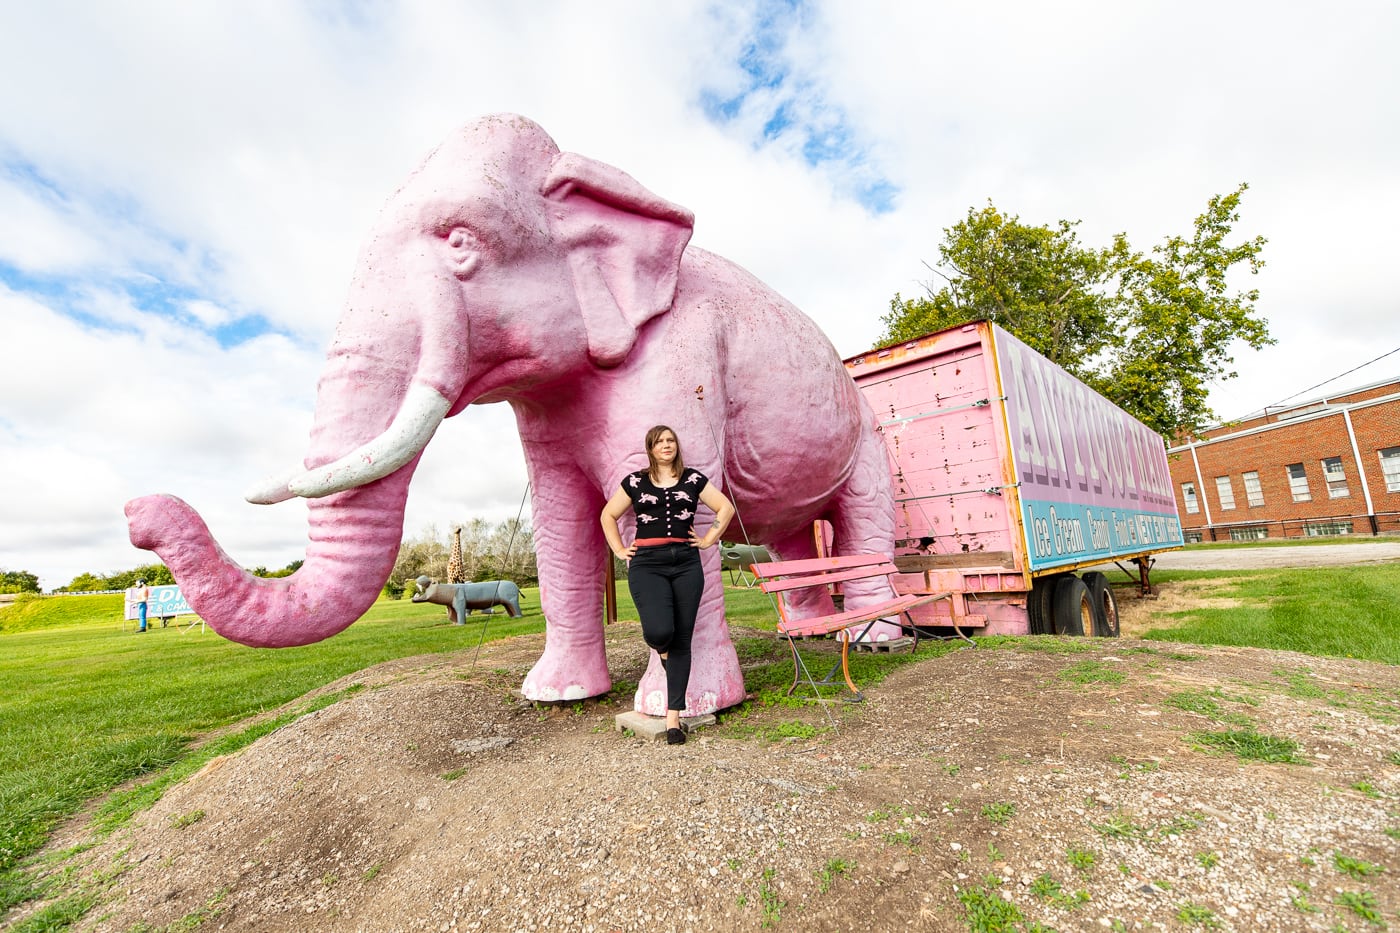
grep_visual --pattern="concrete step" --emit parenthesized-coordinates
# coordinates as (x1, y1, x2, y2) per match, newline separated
(614, 710, 716, 742)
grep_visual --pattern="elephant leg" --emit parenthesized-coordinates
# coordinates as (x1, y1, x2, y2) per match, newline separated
(827, 427, 902, 641)
(451, 594, 465, 626)
(764, 526, 840, 622)
(633, 536, 745, 718)
(521, 464, 612, 702)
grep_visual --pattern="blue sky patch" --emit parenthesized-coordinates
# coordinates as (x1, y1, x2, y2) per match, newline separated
(2, 156, 71, 206)
(0, 159, 279, 349)
(1, 258, 276, 348)
(700, 0, 899, 215)
(762, 102, 793, 141)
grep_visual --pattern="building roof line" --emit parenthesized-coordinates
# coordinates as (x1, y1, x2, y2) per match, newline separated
(1172, 389, 1400, 453)
(1215, 372, 1400, 425)
(1216, 373, 1400, 428)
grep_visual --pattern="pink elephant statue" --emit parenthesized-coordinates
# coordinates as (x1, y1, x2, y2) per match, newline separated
(125, 113, 900, 716)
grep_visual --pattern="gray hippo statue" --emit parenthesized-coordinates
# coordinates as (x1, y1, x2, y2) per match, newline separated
(411, 576, 524, 624)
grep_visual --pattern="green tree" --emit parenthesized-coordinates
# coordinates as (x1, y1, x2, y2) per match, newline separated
(1, 568, 41, 594)
(1100, 187, 1271, 438)
(103, 564, 175, 590)
(58, 563, 174, 592)
(248, 559, 307, 579)
(60, 572, 106, 593)
(883, 204, 1118, 376)
(881, 184, 1271, 439)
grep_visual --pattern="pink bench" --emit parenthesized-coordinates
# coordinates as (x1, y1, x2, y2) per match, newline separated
(750, 553, 945, 699)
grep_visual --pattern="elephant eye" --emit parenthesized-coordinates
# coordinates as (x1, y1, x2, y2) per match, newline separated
(442, 226, 484, 279)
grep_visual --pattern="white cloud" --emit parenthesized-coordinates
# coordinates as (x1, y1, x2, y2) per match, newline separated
(1, 0, 1397, 589)
(0, 175, 110, 275)
(182, 299, 234, 329)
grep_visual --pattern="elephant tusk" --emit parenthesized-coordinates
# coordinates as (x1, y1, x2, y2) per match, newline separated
(270, 383, 453, 501)
(244, 466, 302, 505)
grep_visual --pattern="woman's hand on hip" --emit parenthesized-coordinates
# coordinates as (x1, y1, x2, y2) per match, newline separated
(614, 544, 637, 562)
(689, 530, 716, 549)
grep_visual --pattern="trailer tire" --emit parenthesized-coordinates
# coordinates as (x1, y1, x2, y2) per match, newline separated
(1052, 577, 1093, 636)
(1082, 571, 1120, 638)
(1028, 575, 1062, 635)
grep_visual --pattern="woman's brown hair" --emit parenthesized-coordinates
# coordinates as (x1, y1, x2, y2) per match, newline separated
(644, 425, 685, 482)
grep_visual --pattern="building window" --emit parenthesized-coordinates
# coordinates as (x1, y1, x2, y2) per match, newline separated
(1286, 463, 1312, 502)
(1242, 471, 1264, 508)
(1321, 457, 1349, 498)
(1183, 530, 1203, 543)
(1304, 520, 1353, 537)
(1229, 526, 1268, 541)
(1215, 476, 1236, 511)
(1380, 447, 1400, 493)
(1181, 482, 1199, 514)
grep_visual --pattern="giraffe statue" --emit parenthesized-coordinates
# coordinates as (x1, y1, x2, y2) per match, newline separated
(447, 525, 465, 584)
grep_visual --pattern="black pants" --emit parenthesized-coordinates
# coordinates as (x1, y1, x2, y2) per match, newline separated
(628, 543, 704, 712)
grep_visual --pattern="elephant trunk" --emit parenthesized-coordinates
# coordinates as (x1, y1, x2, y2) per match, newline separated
(126, 461, 416, 647)
(126, 245, 467, 648)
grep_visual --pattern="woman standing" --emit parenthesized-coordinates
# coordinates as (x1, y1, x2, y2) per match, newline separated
(601, 425, 735, 744)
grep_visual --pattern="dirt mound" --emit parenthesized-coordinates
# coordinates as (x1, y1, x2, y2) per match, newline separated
(17, 615, 1400, 932)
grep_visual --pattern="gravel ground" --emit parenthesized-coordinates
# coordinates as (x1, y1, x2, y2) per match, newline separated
(16, 607, 1400, 933)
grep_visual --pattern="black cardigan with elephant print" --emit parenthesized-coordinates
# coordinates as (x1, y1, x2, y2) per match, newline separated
(623, 469, 709, 540)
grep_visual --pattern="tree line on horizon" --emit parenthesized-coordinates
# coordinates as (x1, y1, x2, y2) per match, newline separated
(1, 561, 307, 596)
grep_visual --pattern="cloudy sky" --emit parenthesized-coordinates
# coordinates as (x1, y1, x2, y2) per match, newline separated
(2, 1, 1396, 590)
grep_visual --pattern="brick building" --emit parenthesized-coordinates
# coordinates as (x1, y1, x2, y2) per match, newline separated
(1167, 377, 1400, 541)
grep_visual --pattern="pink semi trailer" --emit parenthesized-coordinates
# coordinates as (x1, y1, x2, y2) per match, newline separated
(843, 320, 1185, 638)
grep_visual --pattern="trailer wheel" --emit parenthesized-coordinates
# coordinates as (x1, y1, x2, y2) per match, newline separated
(1028, 575, 1062, 635)
(1082, 572, 1120, 638)
(1052, 577, 1093, 636)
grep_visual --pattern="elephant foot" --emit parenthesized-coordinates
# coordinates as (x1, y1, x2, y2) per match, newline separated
(521, 641, 611, 702)
(634, 638, 745, 717)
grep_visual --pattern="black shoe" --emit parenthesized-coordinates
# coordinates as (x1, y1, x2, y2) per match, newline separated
(666, 727, 686, 745)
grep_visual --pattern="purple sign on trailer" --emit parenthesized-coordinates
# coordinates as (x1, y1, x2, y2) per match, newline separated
(994, 326, 1184, 572)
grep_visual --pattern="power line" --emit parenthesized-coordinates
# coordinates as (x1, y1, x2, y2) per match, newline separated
(1262, 344, 1400, 412)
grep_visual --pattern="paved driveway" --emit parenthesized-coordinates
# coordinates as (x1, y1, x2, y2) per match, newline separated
(1149, 540, 1400, 570)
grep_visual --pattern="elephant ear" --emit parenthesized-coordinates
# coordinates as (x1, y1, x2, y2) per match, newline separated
(542, 153, 694, 368)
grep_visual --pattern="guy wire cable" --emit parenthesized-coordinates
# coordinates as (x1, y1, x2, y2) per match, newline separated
(473, 481, 532, 669)
(694, 385, 841, 732)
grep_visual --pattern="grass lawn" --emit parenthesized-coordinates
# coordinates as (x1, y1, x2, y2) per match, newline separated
(1138, 564, 1400, 663)
(0, 593, 546, 910)
(0, 594, 124, 634)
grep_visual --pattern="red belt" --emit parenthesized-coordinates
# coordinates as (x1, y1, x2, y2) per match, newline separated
(634, 537, 688, 547)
